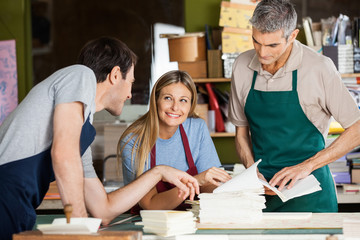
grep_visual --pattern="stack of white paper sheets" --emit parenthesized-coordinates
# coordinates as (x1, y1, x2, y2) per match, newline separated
(198, 161, 266, 224)
(137, 210, 197, 237)
(196, 160, 322, 224)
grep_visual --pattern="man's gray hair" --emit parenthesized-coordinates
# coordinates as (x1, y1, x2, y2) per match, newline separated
(249, 0, 297, 39)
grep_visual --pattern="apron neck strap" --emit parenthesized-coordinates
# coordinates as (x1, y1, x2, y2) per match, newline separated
(251, 70, 298, 91)
(292, 70, 298, 91)
(251, 71, 258, 89)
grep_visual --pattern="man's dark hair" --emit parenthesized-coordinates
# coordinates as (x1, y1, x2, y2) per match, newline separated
(77, 37, 137, 83)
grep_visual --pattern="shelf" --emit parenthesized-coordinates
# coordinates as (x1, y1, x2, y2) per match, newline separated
(194, 78, 231, 83)
(194, 74, 360, 81)
(210, 132, 235, 137)
(341, 73, 360, 78)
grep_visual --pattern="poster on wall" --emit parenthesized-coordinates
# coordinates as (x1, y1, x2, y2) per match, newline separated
(0, 39, 18, 125)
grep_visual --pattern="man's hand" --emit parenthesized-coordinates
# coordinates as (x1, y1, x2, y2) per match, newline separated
(256, 171, 277, 195)
(195, 167, 231, 187)
(269, 162, 312, 191)
(156, 166, 200, 200)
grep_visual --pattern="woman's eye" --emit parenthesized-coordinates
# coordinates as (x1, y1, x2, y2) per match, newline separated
(164, 96, 171, 100)
(180, 99, 188, 103)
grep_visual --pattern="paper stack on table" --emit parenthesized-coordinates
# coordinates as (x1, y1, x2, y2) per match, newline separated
(136, 210, 197, 237)
(37, 217, 102, 234)
(198, 160, 266, 224)
(195, 160, 322, 224)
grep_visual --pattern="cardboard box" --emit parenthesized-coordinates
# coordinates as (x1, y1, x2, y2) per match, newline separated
(219, 1, 256, 30)
(195, 104, 209, 126)
(207, 49, 223, 78)
(167, 33, 206, 62)
(222, 27, 253, 53)
(178, 60, 207, 78)
(352, 168, 360, 184)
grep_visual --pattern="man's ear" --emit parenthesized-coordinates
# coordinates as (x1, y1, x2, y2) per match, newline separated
(288, 29, 299, 43)
(108, 66, 121, 85)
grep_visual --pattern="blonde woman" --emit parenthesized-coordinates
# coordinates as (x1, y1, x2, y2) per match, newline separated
(118, 70, 231, 210)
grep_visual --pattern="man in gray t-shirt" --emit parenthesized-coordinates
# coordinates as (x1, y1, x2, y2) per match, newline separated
(0, 37, 199, 240)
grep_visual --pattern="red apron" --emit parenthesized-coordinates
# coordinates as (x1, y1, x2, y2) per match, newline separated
(131, 124, 198, 214)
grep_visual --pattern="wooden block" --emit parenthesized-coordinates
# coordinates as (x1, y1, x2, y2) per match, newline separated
(207, 50, 223, 78)
(13, 230, 142, 240)
(178, 61, 207, 78)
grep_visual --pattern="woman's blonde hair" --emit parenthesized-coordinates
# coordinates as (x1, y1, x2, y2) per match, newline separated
(118, 70, 198, 177)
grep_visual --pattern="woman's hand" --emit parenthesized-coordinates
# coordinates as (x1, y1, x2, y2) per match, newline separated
(195, 167, 232, 187)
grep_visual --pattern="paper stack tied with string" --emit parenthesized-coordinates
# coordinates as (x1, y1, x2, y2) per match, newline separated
(198, 160, 266, 224)
(136, 210, 197, 237)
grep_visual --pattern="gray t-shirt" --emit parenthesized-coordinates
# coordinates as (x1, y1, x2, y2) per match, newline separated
(0, 64, 97, 178)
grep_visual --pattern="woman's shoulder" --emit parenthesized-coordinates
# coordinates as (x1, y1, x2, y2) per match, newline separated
(183, 117, 207, 134)
(119, 132, 138, 147)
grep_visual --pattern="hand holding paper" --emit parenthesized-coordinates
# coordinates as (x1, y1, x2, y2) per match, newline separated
(214, 160, 322, 202)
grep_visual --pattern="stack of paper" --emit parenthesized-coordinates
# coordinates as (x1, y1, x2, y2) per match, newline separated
(185, 200, 200, 219)
(37, 218, 102, 234)
(198, 161, 266, 224)
(196, 160, 323, 224)
(137, 210, 197, 237)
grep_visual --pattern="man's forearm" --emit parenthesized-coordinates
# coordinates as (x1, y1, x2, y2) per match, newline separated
(52, 156, 87, 217)
(235, 126, 255, 168)
(305, 119, 360, 171)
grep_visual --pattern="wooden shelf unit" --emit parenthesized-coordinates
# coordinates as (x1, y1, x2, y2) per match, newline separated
(194, 78, 230, 83)
(341, 73, 360, 78)
(210, 132, 235, 137)
(194, 74, 360, 82)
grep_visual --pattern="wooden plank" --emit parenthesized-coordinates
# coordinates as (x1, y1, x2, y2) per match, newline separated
(13, 230, 141, 240)
(197, 213, 360, 230)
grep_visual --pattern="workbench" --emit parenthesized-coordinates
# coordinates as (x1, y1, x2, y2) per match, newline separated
(13, 213, 360, 240)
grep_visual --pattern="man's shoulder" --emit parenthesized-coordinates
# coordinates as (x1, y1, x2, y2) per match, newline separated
(299, 42, 336, 71)
(59, 64, 94, 75)
(233, 49, 256, 70)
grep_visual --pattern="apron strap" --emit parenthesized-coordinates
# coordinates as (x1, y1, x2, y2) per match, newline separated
(179, 124, 197, 172)
(150, 143, 156, 168)
(251, 71, 258, 89)
(292, 70, 298, 91)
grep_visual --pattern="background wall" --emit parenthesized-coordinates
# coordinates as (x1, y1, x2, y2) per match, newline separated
(0, 0, 33, 102)
(32, 0, 184, 104)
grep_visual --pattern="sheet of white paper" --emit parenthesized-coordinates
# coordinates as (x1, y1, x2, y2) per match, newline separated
(214, 160, 263, 193)
(259, 174, 322, 202)
(37, 217, 101, 234)
(213, 159, 322, 202)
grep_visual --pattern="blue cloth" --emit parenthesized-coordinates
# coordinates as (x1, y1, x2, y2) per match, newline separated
(121, 118, 221, 185)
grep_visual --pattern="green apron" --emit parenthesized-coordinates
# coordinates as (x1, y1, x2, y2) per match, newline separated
(244, 70, 337, 212)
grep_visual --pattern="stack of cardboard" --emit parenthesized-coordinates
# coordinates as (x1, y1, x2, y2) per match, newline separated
(137, 210, 197, 237)
(219, 1, 258, 77)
